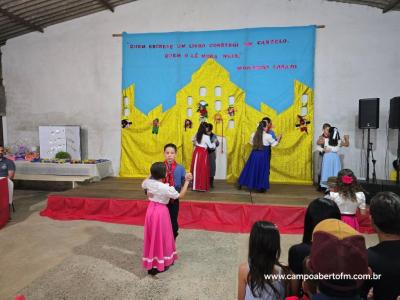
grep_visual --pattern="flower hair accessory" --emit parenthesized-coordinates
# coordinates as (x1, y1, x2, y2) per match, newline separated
(342, 175, 353, 185)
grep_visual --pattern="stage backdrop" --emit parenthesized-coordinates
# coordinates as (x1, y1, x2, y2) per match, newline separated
(120, 26, 316, 184)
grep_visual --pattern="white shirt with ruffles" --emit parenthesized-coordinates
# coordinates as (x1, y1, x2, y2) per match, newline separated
(249, 132, 278, 147)
(142, 179, 179, 204)
(193, 134, 216, 149)
(328, 191, 366, 215)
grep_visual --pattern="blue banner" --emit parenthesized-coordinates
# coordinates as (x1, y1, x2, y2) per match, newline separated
(122, 26, 316, 114)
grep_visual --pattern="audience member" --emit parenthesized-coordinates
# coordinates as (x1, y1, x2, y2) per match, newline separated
(288, 198, 341, 296)
(305, 219, 370, 300)
(327, 169, 366, 230)
(238, 221, 295, 300)
(362, 192, 400, 300)
(0, 145, 15, 209)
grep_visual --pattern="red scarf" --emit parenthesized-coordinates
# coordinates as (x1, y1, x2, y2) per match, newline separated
(163, 160, 176, 187)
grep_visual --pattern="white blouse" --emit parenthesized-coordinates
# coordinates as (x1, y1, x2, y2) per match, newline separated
(328, 191, 366, 215)
(142, 179, 179, 204)
(249, 132, 278, 147)
(193, 134, 216, 149)
(324, 138, 342, 153)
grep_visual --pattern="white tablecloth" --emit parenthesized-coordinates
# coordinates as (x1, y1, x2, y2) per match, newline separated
(14, 161, 114, 181)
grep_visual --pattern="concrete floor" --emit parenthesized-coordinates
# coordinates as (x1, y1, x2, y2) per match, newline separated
(0, 190, 379, 300)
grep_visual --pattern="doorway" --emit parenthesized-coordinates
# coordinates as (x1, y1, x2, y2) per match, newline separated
(215, 136, 227, 179)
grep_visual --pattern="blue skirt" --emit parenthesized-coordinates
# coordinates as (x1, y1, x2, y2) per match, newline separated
(320, 152, 341, 188)
(238, 146, 270, 190)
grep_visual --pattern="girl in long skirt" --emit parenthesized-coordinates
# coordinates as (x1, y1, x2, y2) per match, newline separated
(238, 120, 281, 192)
(190, 123, 216, 191)
(320, 127, 349, 189)
(142, 162, 191, 275)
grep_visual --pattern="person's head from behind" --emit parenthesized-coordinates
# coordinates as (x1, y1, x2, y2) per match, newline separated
(336, 169, 360, 202)
(164, 143, 177, 164)
(196, 122, 207, 143)
(262, 117, 272, 130)
(247, 221, 282, 298)
(393, 159, 399, 172)
(370, 192, 400, 237)
(306, 219, 369, 298)
(150, 162, 166, 181)
(322, 123, 331, 136)
(204, 122, 213, 135)
(252, 121, 267, 150)
(328, 127, 340, 146)
(0, 145, 4, 159)
(302, 198, 341, 244)
(327, 176, 338, 192)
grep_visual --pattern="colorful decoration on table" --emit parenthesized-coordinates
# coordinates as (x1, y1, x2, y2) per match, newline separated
(227, 105, 235, 117)
(184, 119, 192, 131)
(82, 159, 97, 164)
(197, 102, 208, 122)
(55, 151, 71, 160)
(121, 119, 132, 129)
(295, 115, 311, 134)
(15, 145, 28, 160)
(152, 118, 160, 134)
(38, 159, 106, 164)
(24, 151, 40, 162)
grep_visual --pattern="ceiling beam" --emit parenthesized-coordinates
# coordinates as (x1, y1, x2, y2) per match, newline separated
(0, 6, 44, 33)
(97, 0, 114, 12)
(382, 0, 400, 13)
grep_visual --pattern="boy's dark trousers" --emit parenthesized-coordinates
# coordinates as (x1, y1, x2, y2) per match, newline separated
(167, 199, 179, 239)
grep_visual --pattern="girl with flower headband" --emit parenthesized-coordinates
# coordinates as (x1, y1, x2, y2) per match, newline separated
(319, 126, 349, 190)
(327, 169, 366, 230)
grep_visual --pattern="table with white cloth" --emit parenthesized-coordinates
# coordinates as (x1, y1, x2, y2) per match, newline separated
(14, 160, 114, 182)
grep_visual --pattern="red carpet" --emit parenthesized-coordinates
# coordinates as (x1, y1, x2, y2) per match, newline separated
(40, 195, 374, 234)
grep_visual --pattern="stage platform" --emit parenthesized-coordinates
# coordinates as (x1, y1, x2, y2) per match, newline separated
(48, 177, 322, 206)
(40, 177, 374, 234)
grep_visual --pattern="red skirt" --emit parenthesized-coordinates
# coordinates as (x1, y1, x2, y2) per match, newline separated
(190, 146, 210, 191)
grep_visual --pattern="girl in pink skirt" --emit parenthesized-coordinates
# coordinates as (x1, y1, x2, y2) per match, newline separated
(327, 169, 366, 230)
(142, 162, 192, 275)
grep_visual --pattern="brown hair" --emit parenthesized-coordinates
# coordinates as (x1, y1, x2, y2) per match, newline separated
(336, 169, 362, 202)
(253, 121, 266, 150)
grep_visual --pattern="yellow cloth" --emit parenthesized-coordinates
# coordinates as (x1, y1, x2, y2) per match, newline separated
(390, 170, 398, 181)
(120, 59, 314, 184)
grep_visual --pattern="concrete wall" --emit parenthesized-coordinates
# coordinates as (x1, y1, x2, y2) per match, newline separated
(1, 0, 400, 178)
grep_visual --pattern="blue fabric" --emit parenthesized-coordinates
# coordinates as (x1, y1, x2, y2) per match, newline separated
(268, 130, 276, 140)
(122, 26, 316, 114)
(238, 146, 270, 190)
(173, 164, 186, 190)
(320, 152, 341, 188)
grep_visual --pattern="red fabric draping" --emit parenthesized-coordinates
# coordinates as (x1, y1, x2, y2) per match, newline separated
(40, 195, 374, 234)
(0, 178, 10, 229)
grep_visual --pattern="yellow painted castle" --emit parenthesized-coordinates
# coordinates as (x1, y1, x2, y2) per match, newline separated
(120, 58, 314, 184)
